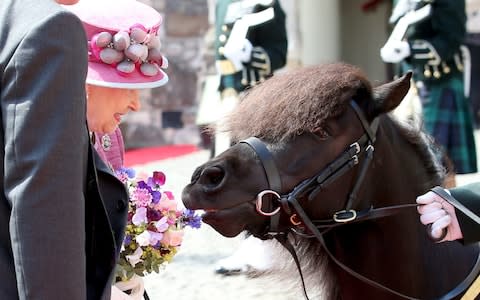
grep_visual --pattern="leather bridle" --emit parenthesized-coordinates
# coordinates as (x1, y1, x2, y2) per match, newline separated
(240, 100, 480, 300)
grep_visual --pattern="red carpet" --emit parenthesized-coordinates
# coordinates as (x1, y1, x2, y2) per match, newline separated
(124, 144, 199, 166)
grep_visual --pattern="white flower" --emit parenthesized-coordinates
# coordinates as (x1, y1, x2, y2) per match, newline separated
(126, 247, 143, 267)
(135, 231, 151, 247)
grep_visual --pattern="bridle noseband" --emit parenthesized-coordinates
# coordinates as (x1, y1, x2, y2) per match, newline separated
(240, 100, 480, 300)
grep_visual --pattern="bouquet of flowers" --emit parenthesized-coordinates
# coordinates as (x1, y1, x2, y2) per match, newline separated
(114, 167, 202, 281)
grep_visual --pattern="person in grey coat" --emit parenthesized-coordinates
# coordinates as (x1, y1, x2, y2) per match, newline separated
(0, 0, 128, 299)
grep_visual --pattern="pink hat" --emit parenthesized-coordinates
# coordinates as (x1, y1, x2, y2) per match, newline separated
(65, 0, 168, 89)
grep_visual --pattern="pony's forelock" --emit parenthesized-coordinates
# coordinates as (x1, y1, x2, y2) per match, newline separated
(226, 63, 373, 143)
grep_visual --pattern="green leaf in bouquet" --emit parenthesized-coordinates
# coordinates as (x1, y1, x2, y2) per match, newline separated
(152, 262, 160, 273)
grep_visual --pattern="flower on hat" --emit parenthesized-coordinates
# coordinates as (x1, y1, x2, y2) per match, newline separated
(89, 24, 168, 78)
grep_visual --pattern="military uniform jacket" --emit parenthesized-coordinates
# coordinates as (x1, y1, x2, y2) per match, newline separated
(215, 0, 288, 92)
(403, 0, 466, 82)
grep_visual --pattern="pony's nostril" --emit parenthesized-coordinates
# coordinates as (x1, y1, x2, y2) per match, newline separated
(190, 166, 202, 183)
(201, 166, 225, 188)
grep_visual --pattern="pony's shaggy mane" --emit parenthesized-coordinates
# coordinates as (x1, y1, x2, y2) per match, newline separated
(226, 63, 372, 143)
(386, 117, 446, 185)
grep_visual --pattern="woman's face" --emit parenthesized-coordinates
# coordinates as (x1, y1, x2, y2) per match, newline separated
(86, 85, 140, 134)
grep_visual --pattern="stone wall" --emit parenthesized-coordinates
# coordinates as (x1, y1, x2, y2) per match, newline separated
(121, 0, 209, 149)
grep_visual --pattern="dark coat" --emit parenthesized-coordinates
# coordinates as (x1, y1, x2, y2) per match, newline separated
(450, 182, 480, 244)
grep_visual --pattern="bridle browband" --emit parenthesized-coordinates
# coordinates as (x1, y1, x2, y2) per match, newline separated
(240, 100, 480, 300)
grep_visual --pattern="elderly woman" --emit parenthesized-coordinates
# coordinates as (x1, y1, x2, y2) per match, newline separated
(65, 0, 168, 299)
(67, 0, 168, 173)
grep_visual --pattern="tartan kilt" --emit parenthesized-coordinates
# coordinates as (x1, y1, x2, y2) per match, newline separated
(421, 74, 478, 174)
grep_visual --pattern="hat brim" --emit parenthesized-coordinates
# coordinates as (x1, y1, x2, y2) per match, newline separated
(86, 61, 168, 89)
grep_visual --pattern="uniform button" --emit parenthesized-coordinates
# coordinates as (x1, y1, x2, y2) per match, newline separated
(219, 34, 227, 42)
(117, 199, 126, 211)
(222, 25, 228, 31)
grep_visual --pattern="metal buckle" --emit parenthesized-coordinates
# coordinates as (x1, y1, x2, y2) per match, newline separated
(352, 155, 359, 165)
(333, 209, 357, 223)
(350, 142, 361, 154)
(290, 213, 302, 226)
(256, 190, 281, 216)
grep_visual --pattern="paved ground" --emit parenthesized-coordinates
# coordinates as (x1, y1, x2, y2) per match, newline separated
(134, 130, 480, 300)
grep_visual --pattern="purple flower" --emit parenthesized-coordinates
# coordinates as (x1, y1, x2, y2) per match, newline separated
(132, 207, 148, 225)
(137, 181, 151, 190)
(125, 168, 136, 178)
(151, 190, 161, 204)
(155, 216, 169, 232)
(116, 167, 136, 183)
(124, 235, 132, 246)
(183, 209, 202, 229)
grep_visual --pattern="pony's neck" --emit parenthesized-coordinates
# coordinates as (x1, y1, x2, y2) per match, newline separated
(365, 117, 443, 207)
(326, 116, 449, 299)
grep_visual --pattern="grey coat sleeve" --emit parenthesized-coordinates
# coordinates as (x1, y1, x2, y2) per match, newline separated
(2, 10, 89, 299)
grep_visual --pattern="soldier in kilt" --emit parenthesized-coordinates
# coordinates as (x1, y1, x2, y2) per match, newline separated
(382, 0, 477, 175)
(213, 0, 288, 156)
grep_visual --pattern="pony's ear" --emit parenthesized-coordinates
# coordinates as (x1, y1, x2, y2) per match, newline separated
(371, 72, 412, 116)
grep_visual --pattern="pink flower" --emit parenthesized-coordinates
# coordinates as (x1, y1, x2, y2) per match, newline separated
(131, 187, 152, 207)
(152, 171, 166, 186)
(163, 191, 174, 200)
(155, 193, 178, 212)
(161, 229, 184, 247)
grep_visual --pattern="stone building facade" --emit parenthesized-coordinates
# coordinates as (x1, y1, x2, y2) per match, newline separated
(121, 0, 210, 149)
